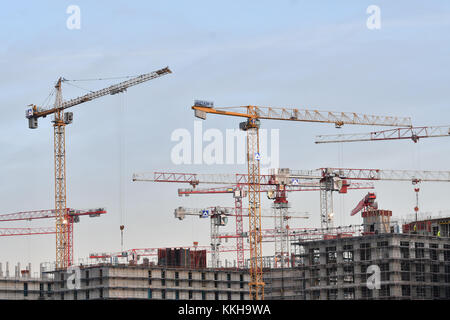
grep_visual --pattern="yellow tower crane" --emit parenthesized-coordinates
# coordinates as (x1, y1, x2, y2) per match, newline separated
(26, 67, 172, 269)
(192, 101, 412, 300)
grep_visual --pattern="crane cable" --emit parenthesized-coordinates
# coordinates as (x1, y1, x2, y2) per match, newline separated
(63, 81, 95, 93)
(63, 74, 142, 82)
(41, 87, 56, 109)
(118, 93, 126, 252)
(60, 76, 131, 252)
(40, 73, 143, 110)
(338, 142, 345, 227)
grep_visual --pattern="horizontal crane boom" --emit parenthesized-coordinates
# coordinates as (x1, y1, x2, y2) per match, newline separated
(26, 67, 172, 119)
(321, 168, 450, 182)
(193, 104, 412, 127)
(0, 227, 56, 237)
(316, 125, 450, 144)
(0, 208, 106, 222)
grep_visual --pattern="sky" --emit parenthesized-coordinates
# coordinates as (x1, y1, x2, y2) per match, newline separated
(0, 1, 450, 272)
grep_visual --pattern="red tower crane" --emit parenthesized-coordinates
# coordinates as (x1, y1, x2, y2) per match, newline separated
(315, 127, 450, 223)
(350, 192, 377, 216)
(190, 102, 410, 300)
(0, 208, 106, 266)
(134, 170, 375, 268)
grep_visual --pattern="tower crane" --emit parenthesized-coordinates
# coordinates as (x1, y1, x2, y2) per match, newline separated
(315, 128, 450, 227)
(191, 101, 410, 300)
(317, 168, 450, 225)
(318, 168, 450, 182)
(178, 180, 374, 268)
(315, 125, 450, 144)
(88, 244, 248, 266)
(0, 208, 106, 222)
(173, 206, 310, 220)
(0, 208, 106, 263)
(193, 102, 411, 300)
(26, 67, 171, 269)
(350, 192, 377, 216)
(137, 166, 449, 270)
(0, 227, 57, 237)
(87, 222, 365, 267)
(134, 170, 374, 268)
(133, 170, 321, 270)
(174, 205, 310, 269)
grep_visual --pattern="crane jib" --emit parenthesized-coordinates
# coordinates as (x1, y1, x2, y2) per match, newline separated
(26, 67, 171, 121)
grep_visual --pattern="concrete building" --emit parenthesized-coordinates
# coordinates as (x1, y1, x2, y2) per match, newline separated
(264, 267, 302, 299)
(2, 216, 450, 300)
(279, 232, 450, 300)
(50, 264, 250, 300)
(0, 262, 250, 300)
(0, 262, 52, 300)
(0, 277, 51, 300)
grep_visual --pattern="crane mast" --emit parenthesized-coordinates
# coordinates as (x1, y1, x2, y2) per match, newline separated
(26, 67, 171, 269)
(242, 113, 265, 299)
(53, 78, 69, 270)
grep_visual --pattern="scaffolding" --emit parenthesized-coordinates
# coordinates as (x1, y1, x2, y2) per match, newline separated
(287, 232, 450, 300)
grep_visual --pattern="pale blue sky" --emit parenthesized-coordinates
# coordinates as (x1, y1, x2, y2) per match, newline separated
(0, 1, 450, 270)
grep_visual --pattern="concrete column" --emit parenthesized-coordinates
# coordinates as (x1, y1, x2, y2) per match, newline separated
(320, 246, 327, 265)
(319, 245, 328, 301)
(391, 260, 401, 283)
(355, 286, 362, 299)
(372, 287, 380, 299)
(336, 243, 344, 264)
(391, 283, 402, 297)
(354, 247, 361, 262)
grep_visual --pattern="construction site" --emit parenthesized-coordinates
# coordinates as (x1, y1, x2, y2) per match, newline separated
(2, 78, 450, 300)
(1, 2, 450, 303)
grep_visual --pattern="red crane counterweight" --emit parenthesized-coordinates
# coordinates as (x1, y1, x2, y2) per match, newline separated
(351, 192, 377, 216)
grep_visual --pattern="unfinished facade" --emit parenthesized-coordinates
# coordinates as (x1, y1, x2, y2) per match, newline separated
(289, 233, 450, 300)
(49, 264, 249, 300)
(0, 263, 249, 300)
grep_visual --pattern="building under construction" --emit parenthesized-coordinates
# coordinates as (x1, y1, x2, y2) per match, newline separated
(265, 213, 450, 300)
(1, 68, 449, 301)
(264, 232, 450, 300)
(2, 214, 450, 300)
(5, 60, 449, 302)
(0, 248, 249, 300)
